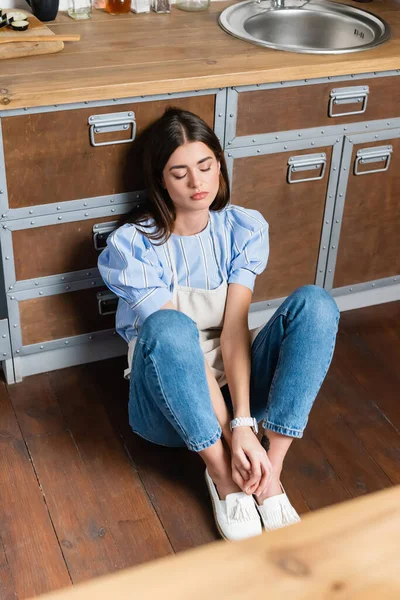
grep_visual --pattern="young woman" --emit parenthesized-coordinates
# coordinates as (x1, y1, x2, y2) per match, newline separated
(98, 107, 340, 542)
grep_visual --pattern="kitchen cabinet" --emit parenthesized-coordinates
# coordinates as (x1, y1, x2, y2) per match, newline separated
(0, 72, 399, 382)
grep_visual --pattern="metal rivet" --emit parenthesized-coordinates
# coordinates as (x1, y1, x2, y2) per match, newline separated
(61, 277, 65, 281)
(23, 107, 28, 111)
(325, 221, 329, 225)
(58, 216, 62, 220)
(30, 221, 34, 225)
(65, 341, 69, 345)
(29, 210, 34, 215)
(128, 112, 133, 117)
(40, 345, 44, 349)
(323, 246, 327, 250)
(319, 269, 323, 273)
(321, 130, 325, 134)
(372, 283, 376, 287)
(218, 113, 222, 118)
(228, 153, 232, 157)
(110, 198, 114, 203)
(2, 225, 6, 229)
(298, 133, 302, 137)
(228, 141, 232, 145)
(2, 334, 6, 339)
(91, 281, 96, 285)
(333, 167, 337, 171)
(252, 139, 256, 143)
(111, 208, 115, 212)
(10, 296, 14, 300)
(344, 127, 347, 131)
(375, 135, 378, 139)
(1, 213, 6, 217)
(85, 101, 90, 105)
(257, 149, 261, 153)
(339, 193, 343, 197)
(87, 272, 91, 276)
(329, 269, 332, 273)
(5, 256, 9, 260)
(3, 353, 6, 357)
(16, 350, 20, 353)
(365, 125, 368, 128)
(89, 336, 93, 340)
(336, 138, 340, 143)
(336, 219, 339, 223)
(66, 286, 70, 290)
(387, 122, 391, 126)
(311, 142, 315, 146)
(9, 286, 13, 290)
(230, 113, 234, 118)
(136, 194, 140, 199)
(39, 291, 43, 295)
(332, 245, 336, 249)
(57, 206, 61, 210)
(349, 287, 353, 291)
(84, 203, 88, 207)
(123, 125, 129, 130)
(13, 324, 17, 328)
(343, 167, 347, 171)
(35, 282, 39, 286)
(85, 213, 88, 217)
(275, 136, 279, 140)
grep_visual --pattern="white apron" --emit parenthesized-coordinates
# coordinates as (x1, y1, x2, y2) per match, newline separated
(124, 216, 263, 387)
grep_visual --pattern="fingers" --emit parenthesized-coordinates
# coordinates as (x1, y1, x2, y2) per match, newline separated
(253, 457, 273, 497)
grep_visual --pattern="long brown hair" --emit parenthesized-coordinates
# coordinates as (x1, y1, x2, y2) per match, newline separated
(120, 107, 230, 244)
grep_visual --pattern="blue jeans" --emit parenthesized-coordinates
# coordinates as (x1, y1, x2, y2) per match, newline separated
(128, 285, 340, 452)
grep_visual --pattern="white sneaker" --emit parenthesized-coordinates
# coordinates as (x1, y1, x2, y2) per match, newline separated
(204, 469, 262, 541)
(255, 485, 301, 532)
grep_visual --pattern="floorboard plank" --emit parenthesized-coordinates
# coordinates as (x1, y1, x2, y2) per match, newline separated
(0, 380, 71, 599)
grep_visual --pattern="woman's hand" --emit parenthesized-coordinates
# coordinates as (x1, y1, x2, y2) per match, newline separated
(231, 427, 272, 496)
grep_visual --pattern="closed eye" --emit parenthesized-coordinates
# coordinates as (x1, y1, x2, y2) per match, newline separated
(173, 166, 212, 180)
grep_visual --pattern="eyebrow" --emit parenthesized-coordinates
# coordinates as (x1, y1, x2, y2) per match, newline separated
(169, 156, 213, 171)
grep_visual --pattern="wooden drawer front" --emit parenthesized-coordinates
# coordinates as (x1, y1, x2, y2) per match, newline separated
(3, 95, 215, 209)
(333, 138, 400, 289)
(12, 215, 116, 281)
(230, 146, 333, 301)
(236, 77, 400, 137)
(20, 288, 115, 346)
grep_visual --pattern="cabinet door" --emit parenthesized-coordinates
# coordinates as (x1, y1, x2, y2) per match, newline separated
(228, 139, 341, 302)
(327, 134, 400, 290)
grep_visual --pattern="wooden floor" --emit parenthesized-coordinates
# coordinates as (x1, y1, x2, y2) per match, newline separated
(0, 300, 399, 599)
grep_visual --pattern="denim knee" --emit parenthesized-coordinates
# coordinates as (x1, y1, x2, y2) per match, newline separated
(140, 309, 199, 348)
(291, 285, 340, 328)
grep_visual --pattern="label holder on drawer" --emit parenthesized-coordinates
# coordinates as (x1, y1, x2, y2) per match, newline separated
(287, 153, 327, 184)
(329, 86, 369, 118)
(93, 221, 119, 251)
(88, 112, 136, 147)
(354, 145, 393, 176)
(97, 291, 118, 316)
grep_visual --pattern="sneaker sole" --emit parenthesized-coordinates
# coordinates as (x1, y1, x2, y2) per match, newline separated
(204, 470, 229, 541)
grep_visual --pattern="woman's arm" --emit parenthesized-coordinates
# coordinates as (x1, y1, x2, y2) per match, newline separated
(220, 283, 253, 417)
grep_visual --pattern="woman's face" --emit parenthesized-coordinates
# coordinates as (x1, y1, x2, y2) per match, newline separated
(162, 141, 221, 214)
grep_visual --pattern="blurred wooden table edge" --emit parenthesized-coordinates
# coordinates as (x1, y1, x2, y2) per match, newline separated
(32, 484, 400, 600)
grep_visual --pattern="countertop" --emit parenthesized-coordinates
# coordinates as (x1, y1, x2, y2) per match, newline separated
(1, 0, 400, 111)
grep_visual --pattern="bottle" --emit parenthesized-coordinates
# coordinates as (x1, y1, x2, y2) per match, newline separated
(176, 0, 209, 10)
(105, 0, 132, 13)
(152, 0, 170, 12)
(68, 0, 92, 19)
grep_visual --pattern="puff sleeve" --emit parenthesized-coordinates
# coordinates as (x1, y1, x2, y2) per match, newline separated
(226, 206, 269, 292)
(97, 223, 172, 325)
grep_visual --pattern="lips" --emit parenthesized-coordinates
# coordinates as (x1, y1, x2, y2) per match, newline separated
(191, 192, 209, 200)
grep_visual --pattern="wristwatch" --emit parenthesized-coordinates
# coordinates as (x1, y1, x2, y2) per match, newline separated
(230, 417, 258, 435)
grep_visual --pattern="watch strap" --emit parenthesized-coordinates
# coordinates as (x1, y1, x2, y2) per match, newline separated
(230, 417, 258, 435)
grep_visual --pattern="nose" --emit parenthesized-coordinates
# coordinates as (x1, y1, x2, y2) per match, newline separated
(187, 169, 201, 189)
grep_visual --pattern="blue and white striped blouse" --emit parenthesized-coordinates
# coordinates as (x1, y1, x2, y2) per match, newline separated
(97, 205, 269, 344)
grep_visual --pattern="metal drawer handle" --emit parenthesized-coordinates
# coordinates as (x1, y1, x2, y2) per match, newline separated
(97, 291, 118, 316)
(287, 153, 327, 184)
(88, 111, 136, 147)
(93, 221, 119, 250)
(329, 86, 369, 118)
(354, 145, 392, 176)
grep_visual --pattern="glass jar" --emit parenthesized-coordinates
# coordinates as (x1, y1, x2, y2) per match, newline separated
(105, 0, 132, 13)
(68, 0, 92, 19)
(176, 0, 209, 10)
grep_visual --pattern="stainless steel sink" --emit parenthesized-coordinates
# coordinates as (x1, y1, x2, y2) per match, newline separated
(218, 0, 391, 54)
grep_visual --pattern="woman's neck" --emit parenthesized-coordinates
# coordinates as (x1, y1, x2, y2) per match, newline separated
(172, 210, 210, 236)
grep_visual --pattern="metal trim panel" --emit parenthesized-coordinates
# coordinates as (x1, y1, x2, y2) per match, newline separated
(0, 88, 222, 118)
(225, 88, 238, 149)
(331, 275, 400, 296)
(226, 117, 400, 149)
(0, 191, 145, 223)
(11, 268, 102, 293)
(12, 334, 127, 381)
(232, 70, 400, 94)
(0, 318, 11, 359)
(0, 121, 9, 216)
(214, 88, 228, 148)
(10, 276, 105, 302)
(17, 327, 120, 356)
(2, 202, 133, 232)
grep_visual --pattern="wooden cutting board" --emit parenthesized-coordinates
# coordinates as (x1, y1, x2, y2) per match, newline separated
(0, 9, 63, 60)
